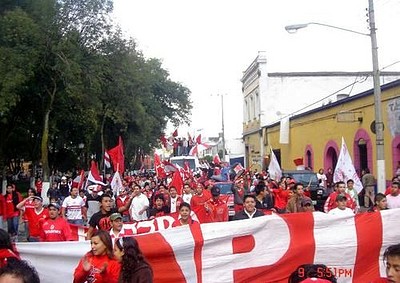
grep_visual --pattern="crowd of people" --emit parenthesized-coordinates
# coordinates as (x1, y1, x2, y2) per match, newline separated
(1, 165, 400, 242)
(0, 164, 400, 282)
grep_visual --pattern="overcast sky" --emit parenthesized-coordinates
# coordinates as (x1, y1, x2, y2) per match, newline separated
(112, 0, 400, 140)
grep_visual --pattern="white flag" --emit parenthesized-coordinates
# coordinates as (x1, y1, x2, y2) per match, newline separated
(110, 171, 123, 196)
(333, 137, 363, 193)
(268, 147, 282, 181)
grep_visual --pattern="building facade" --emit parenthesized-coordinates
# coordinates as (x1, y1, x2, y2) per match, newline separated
(241, 51, 400, 172)
(264, 79, 400, 186)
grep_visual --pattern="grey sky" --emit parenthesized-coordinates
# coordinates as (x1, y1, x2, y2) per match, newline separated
(112, 0, 400, 139)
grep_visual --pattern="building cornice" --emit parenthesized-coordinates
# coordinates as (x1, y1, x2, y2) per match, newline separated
(263, 78, 400, 129)
(267, 71, 400, 77)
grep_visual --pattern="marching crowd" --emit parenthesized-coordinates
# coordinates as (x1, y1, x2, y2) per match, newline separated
(0, 165, 400, 282)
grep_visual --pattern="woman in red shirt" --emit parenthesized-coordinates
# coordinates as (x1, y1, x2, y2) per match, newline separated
(4, 184, 22, 239)
(74, 230, 120, 283)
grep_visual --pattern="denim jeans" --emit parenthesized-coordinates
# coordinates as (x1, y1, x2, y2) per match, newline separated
(67, 219, 84, 226)
(7, 216, 19, 236)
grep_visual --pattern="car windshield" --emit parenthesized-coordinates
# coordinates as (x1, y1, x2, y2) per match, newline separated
(289, 173, 318, 186)
(170, 159, 196, 170)
(214, 183, 233, 194)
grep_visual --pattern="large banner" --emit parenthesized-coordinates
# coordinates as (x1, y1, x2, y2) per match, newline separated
(17, 209, 400, 283)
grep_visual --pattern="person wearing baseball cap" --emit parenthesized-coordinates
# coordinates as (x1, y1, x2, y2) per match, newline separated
(16, 194, 49, 242)
(40, 203, 72, 242)
(327, 194, 354, 216)
(203, 186, 228, 223)
(108, 212, 133, 243)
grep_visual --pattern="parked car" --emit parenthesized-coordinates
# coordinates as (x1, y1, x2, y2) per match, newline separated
(213, 181, 235, 218)
(282, 170, 328, 212)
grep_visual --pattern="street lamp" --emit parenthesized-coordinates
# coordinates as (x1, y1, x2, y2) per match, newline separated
(285, 0, 386, 192)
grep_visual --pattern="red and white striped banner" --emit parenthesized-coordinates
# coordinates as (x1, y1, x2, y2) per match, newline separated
(17, 209, 400, 283)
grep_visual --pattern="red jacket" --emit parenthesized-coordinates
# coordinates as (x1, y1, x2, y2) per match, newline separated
(204, 198, 229, 223)
(190, 193, 211, 223)
(0, 195, 6, 216)
(40, 217, 73, 242)
(5, 192, 22, 219)
(74, 252, 120, 283)
(115, 194, 130, 217)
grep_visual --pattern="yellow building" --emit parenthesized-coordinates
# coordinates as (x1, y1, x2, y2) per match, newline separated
(241, 52, 400, 173)
(264, 79, 400, 184)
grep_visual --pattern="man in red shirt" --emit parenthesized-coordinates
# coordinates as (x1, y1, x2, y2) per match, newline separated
(204, 186, 228, 223)
(40, 203, 72, 242)
(16, 196, 49, 242)
(190, 183, 211, 223)
(115, 189, 131, 222)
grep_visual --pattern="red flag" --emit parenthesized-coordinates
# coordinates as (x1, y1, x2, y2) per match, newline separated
(154, 154, 166, 179)
(213, 154, 221, 165)
(108, 136, 125, 174)
(196, 134, 202, 144)
(88, 161, 107, 186)
(183, 161, 193, 180)
(72, 170, 85, 190)
(169, 170, 183, 195)
(172, 129, 178, 137)
(160, 134, 168, 148)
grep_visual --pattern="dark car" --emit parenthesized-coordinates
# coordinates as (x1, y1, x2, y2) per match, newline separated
(282, 170, 328, 212)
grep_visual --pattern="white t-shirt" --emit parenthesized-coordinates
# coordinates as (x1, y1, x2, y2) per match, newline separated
(129, 193, 149, 221)
(328, 207, 354, 216)
(317, 173, 327, 187)
(170, 196, 178, 213)
(182, 193, 192, 204)
(62, 196, 85, 220)
(386, 194, 400, 209)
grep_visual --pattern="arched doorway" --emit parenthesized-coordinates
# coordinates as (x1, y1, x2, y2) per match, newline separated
(353, 129, 373, 175)
(324, 140, 339, 171)
(326, 147, 338, 170)
(357, 139, 368, 172)
(304, 144, 313, 171)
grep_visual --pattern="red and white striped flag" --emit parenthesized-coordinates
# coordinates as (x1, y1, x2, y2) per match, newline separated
(87, 161, 107, 186)
(104, 151, 111, 168)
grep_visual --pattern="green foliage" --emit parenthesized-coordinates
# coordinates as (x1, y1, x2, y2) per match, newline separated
(0, 0, 192, 176)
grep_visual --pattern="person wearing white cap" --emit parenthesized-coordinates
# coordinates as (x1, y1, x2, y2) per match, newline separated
(16, 195, 49, 242)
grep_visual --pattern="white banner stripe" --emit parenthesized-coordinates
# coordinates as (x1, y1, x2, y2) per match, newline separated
(379, 208, 400, 277)
(313, 212, 357, 282)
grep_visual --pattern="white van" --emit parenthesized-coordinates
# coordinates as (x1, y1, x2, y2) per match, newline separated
(169, 156, 201, 172)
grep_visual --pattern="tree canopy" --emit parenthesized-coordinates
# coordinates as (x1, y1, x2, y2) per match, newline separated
(0, 0, 192, 179)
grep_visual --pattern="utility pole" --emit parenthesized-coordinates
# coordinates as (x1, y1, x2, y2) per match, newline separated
(221, 94, 226, 161)
(368, 0, 385, 192)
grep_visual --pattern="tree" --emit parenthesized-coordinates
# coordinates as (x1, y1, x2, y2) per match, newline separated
(0, 0, 193, 177)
